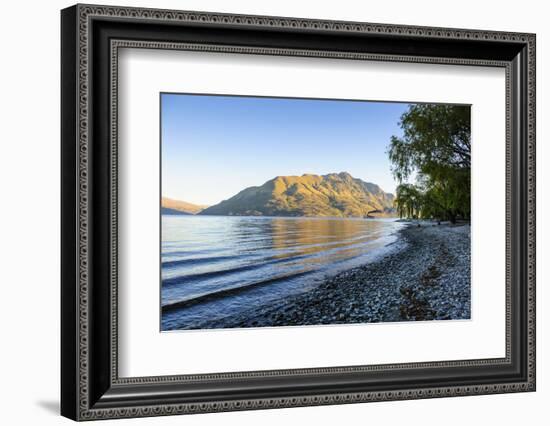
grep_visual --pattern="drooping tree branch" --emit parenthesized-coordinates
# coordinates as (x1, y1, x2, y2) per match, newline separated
(388, 104, 471, 221)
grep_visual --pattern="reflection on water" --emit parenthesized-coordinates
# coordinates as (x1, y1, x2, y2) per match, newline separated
(270, 218, 386, 259)
(161, 215, 403, 330)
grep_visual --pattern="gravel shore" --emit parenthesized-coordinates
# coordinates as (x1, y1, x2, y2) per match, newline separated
(196, 222, 471, 329)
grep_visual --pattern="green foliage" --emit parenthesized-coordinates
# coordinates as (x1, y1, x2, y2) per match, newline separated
(394, 184, 423, 219)
(389, 104, 471, 222)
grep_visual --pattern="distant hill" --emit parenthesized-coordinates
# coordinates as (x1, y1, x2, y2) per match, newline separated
(161, 197, 208, 215)
(199, 172, 395, 218)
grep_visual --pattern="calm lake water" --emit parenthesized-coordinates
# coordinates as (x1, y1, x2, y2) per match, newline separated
(161, 215, 404, 330)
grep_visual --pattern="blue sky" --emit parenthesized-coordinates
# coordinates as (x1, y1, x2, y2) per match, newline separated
(161, 93, 410, 206)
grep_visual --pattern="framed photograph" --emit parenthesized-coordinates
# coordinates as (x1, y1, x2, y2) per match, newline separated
(61, 4, 536, 421)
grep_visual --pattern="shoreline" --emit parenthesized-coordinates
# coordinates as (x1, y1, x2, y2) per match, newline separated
(192, 221, 471, 330)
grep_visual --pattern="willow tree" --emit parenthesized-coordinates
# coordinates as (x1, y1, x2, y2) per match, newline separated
(395, 184, 423, 219)
(389, 104, 471, 222)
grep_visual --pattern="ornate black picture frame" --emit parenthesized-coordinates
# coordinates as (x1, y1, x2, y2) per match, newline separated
(61, 4, 536, 421)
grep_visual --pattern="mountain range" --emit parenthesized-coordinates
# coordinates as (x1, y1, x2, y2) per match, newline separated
(198, 172, 395, 217)
(161, 197, 208, 215)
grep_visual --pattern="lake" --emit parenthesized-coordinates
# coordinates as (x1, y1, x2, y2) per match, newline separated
(161, 215, 404, 330)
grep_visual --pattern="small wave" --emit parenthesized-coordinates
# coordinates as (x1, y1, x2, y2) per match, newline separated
(162, 270, 314, 312)
(162, 252, 316, 287)
(162, 254, 242, 268)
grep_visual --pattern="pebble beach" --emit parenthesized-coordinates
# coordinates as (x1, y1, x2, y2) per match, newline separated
(194, 222, 471, 329)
